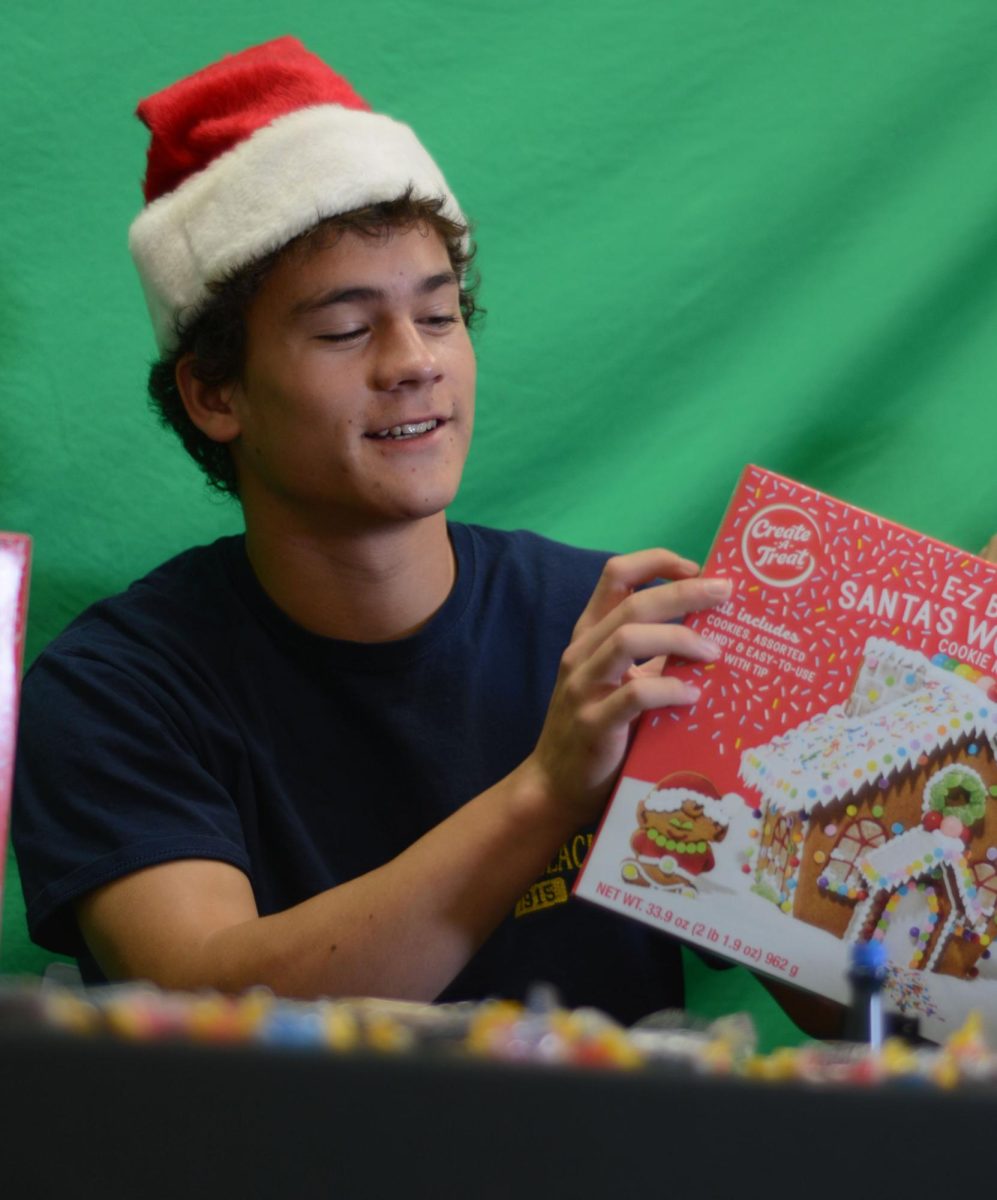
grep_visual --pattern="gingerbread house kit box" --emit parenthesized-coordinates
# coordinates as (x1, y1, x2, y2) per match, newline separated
(0, 534, 30, 935)
(575, 466, 997, 1042)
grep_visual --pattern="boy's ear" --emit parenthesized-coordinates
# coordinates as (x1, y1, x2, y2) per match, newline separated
(175, 354, 242, 444)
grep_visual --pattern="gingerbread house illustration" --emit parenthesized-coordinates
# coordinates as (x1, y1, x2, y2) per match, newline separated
(739, 637, 997, 979)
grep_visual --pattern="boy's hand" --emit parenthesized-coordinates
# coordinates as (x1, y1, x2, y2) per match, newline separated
(527, 549, 731, 826)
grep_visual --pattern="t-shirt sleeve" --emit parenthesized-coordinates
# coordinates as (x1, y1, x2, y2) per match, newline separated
(12, 647, 251, 957)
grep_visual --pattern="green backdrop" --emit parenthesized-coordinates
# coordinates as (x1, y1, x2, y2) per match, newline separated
(4, 0, 997, 1049)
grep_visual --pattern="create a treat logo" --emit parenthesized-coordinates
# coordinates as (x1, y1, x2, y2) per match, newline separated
(742, 504, 821, 588)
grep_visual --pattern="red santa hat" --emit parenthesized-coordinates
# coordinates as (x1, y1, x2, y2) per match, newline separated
(129, 37, 463, 351)
(644, 771, 739, 818)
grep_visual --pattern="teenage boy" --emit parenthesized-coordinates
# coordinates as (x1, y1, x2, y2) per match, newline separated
(13, 38, 731, 1024)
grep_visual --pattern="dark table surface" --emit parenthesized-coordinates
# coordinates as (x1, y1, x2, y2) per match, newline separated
(0, 1029, 986, 1199)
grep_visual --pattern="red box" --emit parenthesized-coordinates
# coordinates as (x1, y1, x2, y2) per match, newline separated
(0, 534, 31, 933)
(575, 466, 997, 1042)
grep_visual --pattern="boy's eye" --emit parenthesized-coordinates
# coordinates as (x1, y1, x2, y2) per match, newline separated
(314, 314, 459, 343)
(316, 328, 366, 343)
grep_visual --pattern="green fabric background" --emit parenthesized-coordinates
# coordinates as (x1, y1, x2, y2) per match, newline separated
(4, 1, 997, 1048)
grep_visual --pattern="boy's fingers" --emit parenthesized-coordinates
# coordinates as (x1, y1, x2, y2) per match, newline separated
(572, 575, 731, 664)
(576, 623, 722, 692)
(577, 549, 701, 631)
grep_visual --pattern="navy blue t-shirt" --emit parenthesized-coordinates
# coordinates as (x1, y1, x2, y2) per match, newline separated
(13, 523, 685, 1023)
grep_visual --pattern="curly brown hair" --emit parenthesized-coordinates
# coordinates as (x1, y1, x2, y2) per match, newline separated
(147, 191, 481, 496)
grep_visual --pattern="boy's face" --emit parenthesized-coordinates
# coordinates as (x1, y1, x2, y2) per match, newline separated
(226, 223, 476, 534)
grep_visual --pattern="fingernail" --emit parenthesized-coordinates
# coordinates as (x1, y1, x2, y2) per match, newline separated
(702, 639, 723, 660)
(679, 557, 700, 574)
(704, 578, 732, 598)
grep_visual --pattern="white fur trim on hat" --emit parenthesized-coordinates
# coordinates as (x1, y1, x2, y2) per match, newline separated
(129, 104, 463, 352)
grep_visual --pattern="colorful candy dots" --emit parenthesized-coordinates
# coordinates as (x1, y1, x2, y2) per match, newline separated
(824, 824, 837, 837)
(923, 811, 943, 832)
(940, 815, 964, 839)
(814, 850, 827, 865)
(846, 805, 858, 817)
(741, 863, 752, 874)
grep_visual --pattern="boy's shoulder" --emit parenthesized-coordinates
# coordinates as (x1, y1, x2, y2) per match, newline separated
(34, 536, 243, 668)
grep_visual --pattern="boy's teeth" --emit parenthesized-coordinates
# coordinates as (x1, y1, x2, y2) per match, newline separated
(376, 419, 438, 439)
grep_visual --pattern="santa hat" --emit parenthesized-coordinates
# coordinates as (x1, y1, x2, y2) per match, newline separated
(644, 771, 739, 819)
(129, 37, 463, 351)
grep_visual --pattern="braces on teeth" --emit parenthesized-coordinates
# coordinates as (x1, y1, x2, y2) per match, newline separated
(373, 420, 438, 439)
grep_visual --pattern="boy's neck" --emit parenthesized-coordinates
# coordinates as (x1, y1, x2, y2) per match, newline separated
(242, 510, 456, 643)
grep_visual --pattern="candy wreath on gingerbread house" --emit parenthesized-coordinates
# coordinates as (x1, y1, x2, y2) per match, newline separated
(739, 636, 997, 981)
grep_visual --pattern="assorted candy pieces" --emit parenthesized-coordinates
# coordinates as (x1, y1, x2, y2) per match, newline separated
(4, 977, 997, 1088)
(0, 978, 732, 1072)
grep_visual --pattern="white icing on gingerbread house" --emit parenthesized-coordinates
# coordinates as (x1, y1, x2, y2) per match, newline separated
(740, 637, 997, 815)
